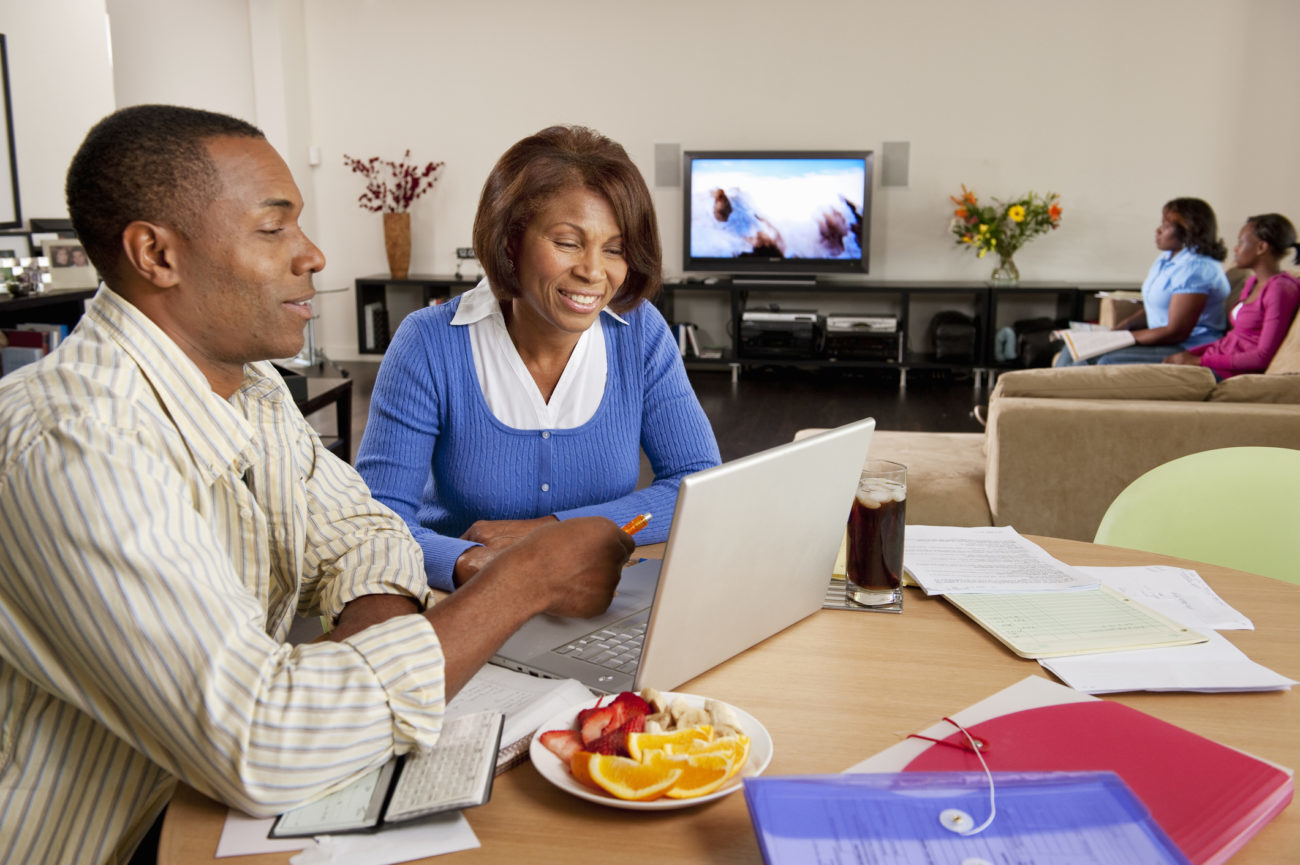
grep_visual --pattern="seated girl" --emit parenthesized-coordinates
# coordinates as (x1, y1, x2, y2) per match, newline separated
(1164, 213, 1300, 379)
(356, 126, 721, 591)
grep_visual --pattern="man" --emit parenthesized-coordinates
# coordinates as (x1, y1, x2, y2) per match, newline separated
(0, 105, 634, 864)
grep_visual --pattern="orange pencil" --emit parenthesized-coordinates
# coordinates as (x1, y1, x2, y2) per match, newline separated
(620, 513, 652, 536)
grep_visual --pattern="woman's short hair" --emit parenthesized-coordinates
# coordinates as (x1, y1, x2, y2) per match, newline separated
(472, 125, 661, 313)
(1163, 197, 1228, 261)
(1246, 213, 1300, 265)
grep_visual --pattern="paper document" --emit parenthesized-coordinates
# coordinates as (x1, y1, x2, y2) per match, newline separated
(903, 525, 1096, 595)
(1074, 565, 1253, 631)
(744, 771, 1191, 865)
(1040, 629, 1297, 694)
(1057, 327, 1136, 361)
(945, 585, 1208, 658)
(446, 664, 591, 769)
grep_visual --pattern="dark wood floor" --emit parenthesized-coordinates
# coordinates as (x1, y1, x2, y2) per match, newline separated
(328, 361, 983, 464)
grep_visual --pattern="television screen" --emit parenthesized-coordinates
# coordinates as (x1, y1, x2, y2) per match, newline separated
(683, 150, 873, 277)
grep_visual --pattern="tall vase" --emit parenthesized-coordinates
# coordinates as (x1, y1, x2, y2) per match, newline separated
(989, 254, 1020, 286)
(383, 211, 411, 280)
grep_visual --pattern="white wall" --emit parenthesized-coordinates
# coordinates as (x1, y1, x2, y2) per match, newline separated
(0, 0, 115, 220)
(6, 0, 1299, 362)
(106, 0, 256, 120)
(300, 0, 1300, 359)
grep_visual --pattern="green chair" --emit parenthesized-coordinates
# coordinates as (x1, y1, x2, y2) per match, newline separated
(1093, 446, 1300, 585)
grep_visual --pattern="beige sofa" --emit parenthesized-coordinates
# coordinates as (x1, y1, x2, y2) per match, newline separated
(865, 359, 1300, 541)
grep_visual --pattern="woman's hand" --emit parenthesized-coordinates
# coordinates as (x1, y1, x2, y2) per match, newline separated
(453, 516, 560, 586)
(1163, 351, 1203, 366)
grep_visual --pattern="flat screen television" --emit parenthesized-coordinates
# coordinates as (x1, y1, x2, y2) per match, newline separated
(682, 150, 873, 278)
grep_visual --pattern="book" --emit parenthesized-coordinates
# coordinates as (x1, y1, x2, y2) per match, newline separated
(849, 676, 1295, 865)
(1058, 327, 1137, 361)
(444, 664, 593, 774)
(745, 770, 1192, 864)
(269, 710, 504, 837)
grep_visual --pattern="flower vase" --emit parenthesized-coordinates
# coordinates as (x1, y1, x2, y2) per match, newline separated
(383, 212, 411, 280)
(989, 255, 1020, 286)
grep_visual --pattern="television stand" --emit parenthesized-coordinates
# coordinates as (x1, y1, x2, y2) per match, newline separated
(731, 275, 818, 287)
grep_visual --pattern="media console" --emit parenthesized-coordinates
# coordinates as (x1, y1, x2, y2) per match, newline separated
(658, 278, 1136, 388)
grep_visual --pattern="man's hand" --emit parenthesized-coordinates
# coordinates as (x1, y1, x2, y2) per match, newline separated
(493, 518, 636, 618)
(453, 516, 559, 586)
(427, 517, 635, 698)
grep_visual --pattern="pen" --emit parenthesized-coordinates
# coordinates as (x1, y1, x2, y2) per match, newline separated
(620, 513, 652, 536)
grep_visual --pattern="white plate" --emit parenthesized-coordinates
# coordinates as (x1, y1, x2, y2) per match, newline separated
(529, 691, 773, 810)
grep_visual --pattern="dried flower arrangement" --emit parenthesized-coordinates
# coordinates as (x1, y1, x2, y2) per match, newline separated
(342, 150, 445, 213)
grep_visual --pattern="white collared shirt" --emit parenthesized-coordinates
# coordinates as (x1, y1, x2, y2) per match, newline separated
(451, 280, 626, 428)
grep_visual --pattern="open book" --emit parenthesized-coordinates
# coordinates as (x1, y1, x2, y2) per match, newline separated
(1056, 326, 1136, 361)
(445, 663, 592, 773)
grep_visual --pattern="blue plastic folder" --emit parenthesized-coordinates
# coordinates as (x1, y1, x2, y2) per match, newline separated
(743, 771, 1192, 865)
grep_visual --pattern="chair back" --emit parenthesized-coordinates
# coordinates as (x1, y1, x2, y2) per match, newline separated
(1093, 446, 1300, 584)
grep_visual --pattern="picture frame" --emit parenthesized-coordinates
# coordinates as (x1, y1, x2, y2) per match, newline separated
(42, 238, 98, 289)
(0, 231, 29, 262)
(0, 35, 20, 229)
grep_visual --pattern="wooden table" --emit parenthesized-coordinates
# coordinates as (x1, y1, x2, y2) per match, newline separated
(160, 537, 1300, 864)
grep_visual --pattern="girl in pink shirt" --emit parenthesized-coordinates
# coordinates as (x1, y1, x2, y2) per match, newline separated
(1165, 213, 1300, 378)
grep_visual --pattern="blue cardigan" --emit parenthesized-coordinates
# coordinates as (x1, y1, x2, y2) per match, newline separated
(355, 297, 721, 590)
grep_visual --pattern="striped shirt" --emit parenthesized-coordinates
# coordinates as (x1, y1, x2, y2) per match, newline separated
(0, 287, 446, 864)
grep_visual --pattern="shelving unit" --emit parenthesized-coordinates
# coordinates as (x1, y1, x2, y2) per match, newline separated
(354, 273, 476, 354)
(659, 278, 1138, 388)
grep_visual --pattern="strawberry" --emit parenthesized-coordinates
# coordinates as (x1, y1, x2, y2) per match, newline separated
(538, 729, 583, 764)
(610, 691, 651, 717)
(586, 728, 627, 755)
(575, 696, 607, 729)
(580, 705, 621, 748)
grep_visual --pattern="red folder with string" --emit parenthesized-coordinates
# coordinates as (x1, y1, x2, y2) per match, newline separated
(850, 677, 1292, 865)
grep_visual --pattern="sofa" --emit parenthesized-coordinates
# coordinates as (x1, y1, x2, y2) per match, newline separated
(856, 305, 1300, 541)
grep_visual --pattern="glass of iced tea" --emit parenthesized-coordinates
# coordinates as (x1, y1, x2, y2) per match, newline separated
(845, 459, 907, 611)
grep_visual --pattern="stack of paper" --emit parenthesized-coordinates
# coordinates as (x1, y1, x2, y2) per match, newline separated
(902, 526, 1295, 693)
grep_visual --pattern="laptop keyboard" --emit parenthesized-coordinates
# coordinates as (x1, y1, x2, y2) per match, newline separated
(552, 614, 647, 673)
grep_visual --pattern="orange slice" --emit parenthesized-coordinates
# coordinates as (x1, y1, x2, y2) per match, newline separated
(672, 734, 751, 778)
(582, 753, 684, 801)
(626, 724, 712, 761)
(648, 752, 734, 799)
(568, 750, 599, 791)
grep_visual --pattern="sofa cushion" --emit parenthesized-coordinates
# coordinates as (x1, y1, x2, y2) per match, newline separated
(1208, 373, 1300, 404)
(992, 364, 1216, 402)
(1264, 311, 1300, 374)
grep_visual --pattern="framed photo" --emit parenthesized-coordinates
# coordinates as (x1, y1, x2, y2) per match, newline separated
(42, 238, 98, 289)
(0, 231, 29, 262)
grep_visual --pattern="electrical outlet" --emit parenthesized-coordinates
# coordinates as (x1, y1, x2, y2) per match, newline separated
(455, 247, 476, 259)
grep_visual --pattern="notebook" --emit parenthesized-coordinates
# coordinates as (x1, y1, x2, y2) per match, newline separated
(490, 416, 875, 693)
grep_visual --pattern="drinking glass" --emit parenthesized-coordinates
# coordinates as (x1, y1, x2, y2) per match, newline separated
(845, 459, 907, 612)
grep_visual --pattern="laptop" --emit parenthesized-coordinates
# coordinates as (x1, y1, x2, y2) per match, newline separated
(490, 416, 875, 693)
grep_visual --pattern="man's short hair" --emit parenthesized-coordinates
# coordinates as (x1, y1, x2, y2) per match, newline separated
(471, 125, 661, 313)
(65, 104, 264, 284)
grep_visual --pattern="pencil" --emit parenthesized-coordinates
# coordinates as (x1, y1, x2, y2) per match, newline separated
(620, 513, 652, 536)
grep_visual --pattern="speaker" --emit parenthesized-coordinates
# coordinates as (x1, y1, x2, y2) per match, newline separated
(654, 142, 681, 188)
(881, 141, 910, 188)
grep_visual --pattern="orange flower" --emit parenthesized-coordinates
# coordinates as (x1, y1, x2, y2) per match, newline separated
(949, 184, 977, 207)
(954, 206, 967, 219)
(1049, 202, 1063, 221)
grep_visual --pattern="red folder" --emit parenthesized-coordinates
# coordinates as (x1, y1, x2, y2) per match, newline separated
(902, 700, 1292, 865)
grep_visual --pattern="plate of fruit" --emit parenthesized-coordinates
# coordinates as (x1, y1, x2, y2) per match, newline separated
(530, 687, 773, 810)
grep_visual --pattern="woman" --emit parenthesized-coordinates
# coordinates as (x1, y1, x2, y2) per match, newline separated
(1056, 197, 1230, 365)
(356, 126, 721, 591)
(1164, 213, 1300, 378)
